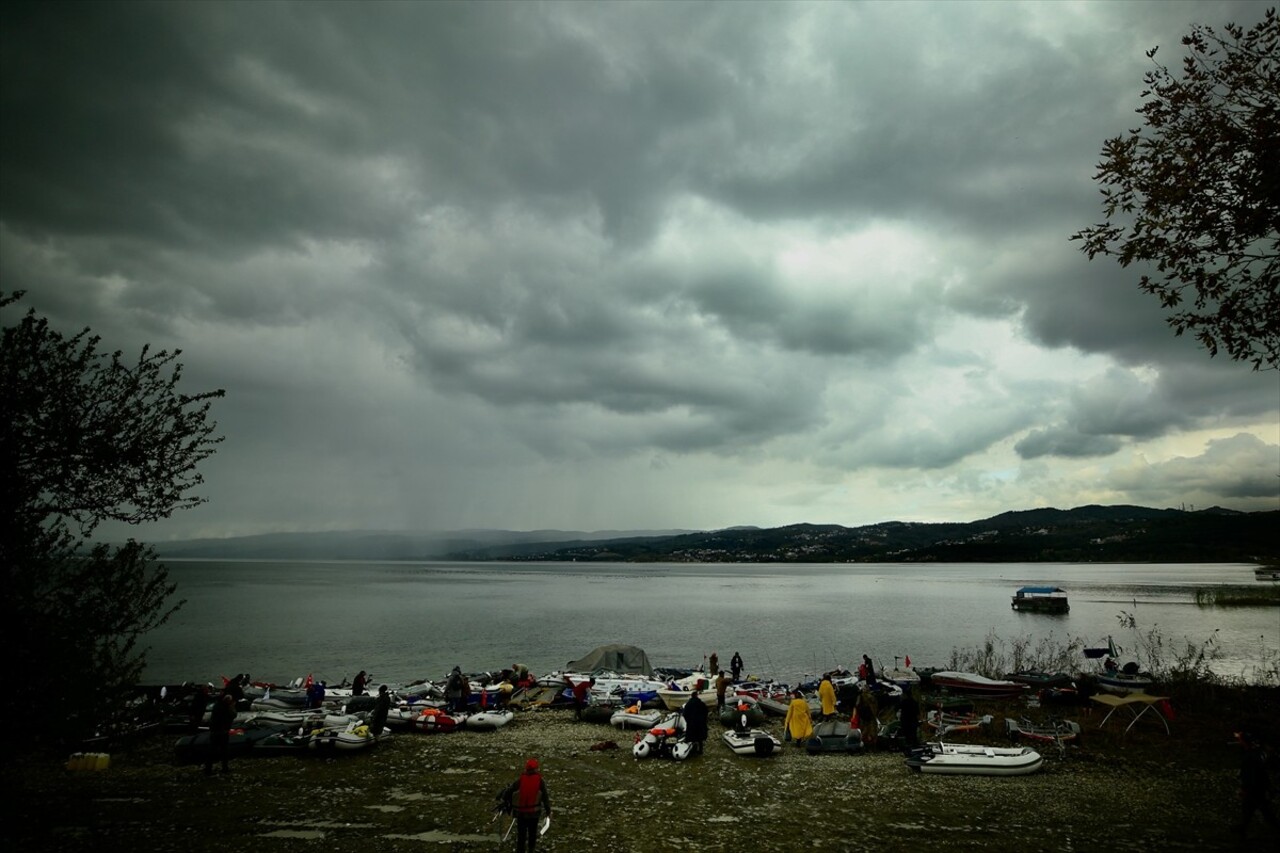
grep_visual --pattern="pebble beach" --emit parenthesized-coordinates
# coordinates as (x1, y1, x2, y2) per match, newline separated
(10, 687, 1279, 853)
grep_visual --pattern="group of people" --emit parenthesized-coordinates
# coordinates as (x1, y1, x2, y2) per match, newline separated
(777, 670, 918, 752)
(189, 674, 250, 776)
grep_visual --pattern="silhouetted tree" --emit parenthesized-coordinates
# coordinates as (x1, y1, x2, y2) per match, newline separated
(1, 291, 224, 747)
(1073, 8, 1280, 370)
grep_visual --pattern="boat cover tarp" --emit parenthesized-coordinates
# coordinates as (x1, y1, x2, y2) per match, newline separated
(566, 644, 653, 676)
(1016, 586, 1065, 595)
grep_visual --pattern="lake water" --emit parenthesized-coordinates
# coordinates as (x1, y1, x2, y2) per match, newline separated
(144, 560, 1279, 687)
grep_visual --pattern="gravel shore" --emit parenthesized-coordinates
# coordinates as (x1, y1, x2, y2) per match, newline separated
(9, 693, 1279, 853)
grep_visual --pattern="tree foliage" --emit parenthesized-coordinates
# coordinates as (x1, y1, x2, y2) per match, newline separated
(1073, 8, 1280, 370)
(1, 291, 224, 747)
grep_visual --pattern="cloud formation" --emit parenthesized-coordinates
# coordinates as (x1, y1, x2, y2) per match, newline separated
(2, 1, 1276, 538)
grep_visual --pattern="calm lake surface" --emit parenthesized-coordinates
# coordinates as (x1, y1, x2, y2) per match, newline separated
(144, 560, 1279, 687)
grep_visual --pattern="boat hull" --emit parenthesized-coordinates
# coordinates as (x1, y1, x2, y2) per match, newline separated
(466, 710, 514, 731)
(906, 742, 1043, 776)
(721, 728, 782, 757)
(929, 671, 1028, 699)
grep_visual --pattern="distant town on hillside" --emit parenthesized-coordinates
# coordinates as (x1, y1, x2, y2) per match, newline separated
(152, 505, 1278, 564)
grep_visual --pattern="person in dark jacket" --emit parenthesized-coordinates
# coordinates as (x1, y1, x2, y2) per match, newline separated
(445, 667, 469, 713)
(730, 652, 744, 683)
(188, 684, 210, 733)
(223, 674, 246, 707)
(899, 687, 920, 750)
(368, 684, 391, 736)
(682, 692, 709, 755)
(205, 693, 235, 775)
(1237, 729, 1278, 840)
(352, 670, 368, 696)
(501, 758, 552, 853)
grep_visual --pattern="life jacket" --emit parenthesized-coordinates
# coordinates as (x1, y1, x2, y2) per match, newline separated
(515, 772, 543, 814)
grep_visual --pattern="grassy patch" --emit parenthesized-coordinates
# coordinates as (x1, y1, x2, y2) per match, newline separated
(1194, 585, 1280, 607)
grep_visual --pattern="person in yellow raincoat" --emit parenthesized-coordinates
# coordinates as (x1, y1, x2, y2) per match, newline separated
(818, 676, 837, 719)
(784, 690, 814, 745)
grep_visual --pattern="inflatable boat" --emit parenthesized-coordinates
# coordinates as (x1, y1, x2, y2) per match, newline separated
(610, 706, 662, 730)
(632, 713, 692, 760)
(905, 741, 1043, 776)
(465, 709, 514, 731)
(721, 727, 782, 757)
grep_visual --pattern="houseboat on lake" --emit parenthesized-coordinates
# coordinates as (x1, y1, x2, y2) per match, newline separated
(1011, 586, 1069, 614)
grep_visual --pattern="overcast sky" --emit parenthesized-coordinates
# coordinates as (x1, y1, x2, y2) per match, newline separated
(3, 1, 1277, 541)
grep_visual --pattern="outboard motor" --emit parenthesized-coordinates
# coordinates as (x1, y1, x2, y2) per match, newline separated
(753, 735, 775, 756)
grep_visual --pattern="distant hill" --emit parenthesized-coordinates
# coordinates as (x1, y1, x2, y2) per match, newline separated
(458, 505, 1275, 564)
(146, 505, 1277, 564)
(150, 528, 698, 561)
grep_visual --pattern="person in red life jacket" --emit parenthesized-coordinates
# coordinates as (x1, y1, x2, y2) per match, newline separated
(564, 675, 594, 720)
(501, 758, 552, 853)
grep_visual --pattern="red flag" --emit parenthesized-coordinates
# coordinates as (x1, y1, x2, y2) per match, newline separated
(905, 655, 911, 668)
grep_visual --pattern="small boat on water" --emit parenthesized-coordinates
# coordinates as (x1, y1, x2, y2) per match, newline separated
(929, 671, 1028, 699)
(905, 741, 1044, 776)
(465, 709, 514, 731)
(721, 727, 782, 757)
(1011, 586, 1069, 613)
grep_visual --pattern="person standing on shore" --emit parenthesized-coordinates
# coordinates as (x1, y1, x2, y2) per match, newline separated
(501, 758, 552, 853)
(708, 652, 718, 679)
(446, 666, 469, 713)
(784, 690, 814, 746)
(681, 691, 709, 755)
(368, 684, 391, 737)
(859, 655, 877, 687)
(565, 675, 594, 721)
(855, 687, 879, 749)
(351, 670, 368, 697)
(730, 652, 743, 683)
(188, 684, 210, 733)
(818, 675, 837, 720)
(204, 693, 235, 775)
(899, 687, 920, 750)
(1237, 729, 1278, 841)
(714, 670, 731, 714)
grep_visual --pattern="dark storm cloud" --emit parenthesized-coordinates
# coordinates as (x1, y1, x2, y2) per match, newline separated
(1015, 429, 1124, 460)
(2, 1, 1275, 535)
